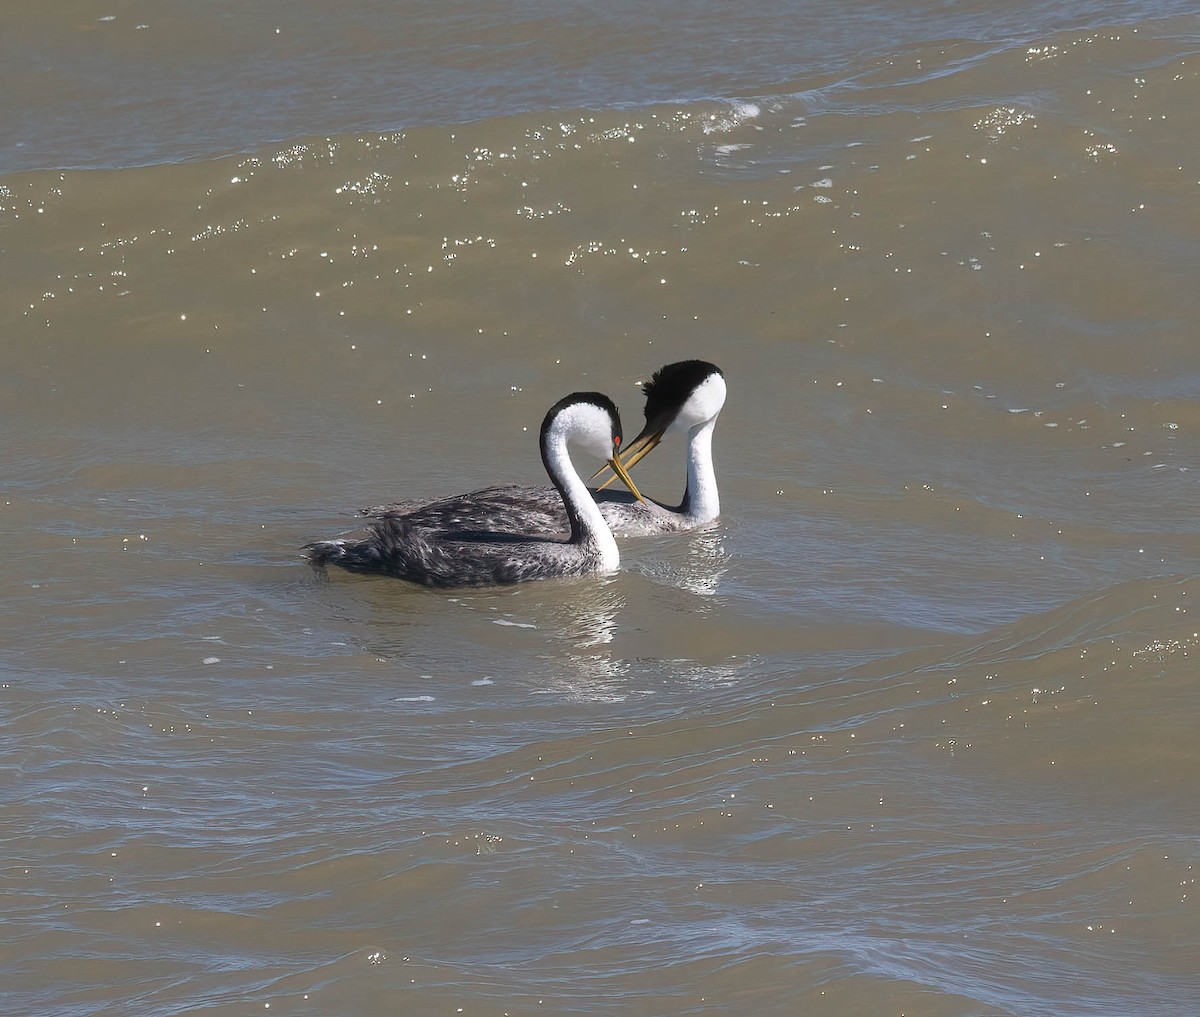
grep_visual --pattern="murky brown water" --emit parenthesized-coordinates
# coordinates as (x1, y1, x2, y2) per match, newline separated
(3, 4, 1200, 1014)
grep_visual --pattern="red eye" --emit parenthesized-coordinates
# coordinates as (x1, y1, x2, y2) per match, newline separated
(614, 436, 621, 447)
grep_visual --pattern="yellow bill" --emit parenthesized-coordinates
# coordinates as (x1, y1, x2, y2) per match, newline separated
(605, 452, 645, 503)
(592, 427, 665, 491)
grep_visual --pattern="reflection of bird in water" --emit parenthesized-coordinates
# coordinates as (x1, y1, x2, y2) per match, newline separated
(303, 392, 643, 588)
(638, 526, 730, 598)
(364, 360, 726, 537)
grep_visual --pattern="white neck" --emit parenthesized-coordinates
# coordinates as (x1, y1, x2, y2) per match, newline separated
(543, 422, 620, 573)
(681, 416, 720, 523)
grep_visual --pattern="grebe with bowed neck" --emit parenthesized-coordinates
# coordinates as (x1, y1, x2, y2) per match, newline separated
(362, 360, 726, 538)
(303, 392, 644, 588)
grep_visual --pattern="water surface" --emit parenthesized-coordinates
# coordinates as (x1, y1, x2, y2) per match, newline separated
(3, 3, 1199, 1014)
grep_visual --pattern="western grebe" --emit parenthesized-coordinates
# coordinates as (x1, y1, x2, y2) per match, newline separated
(589, 359, 725, 534)
(303, 392, 644, 588)
(362, 360, 726, 537)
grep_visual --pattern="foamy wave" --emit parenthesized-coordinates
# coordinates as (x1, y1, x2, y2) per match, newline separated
(701, 101, 762, 135)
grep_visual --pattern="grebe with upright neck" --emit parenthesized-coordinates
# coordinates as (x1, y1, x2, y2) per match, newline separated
(589, 359, 725, 534)
(361, 360, 726, 538)
(304, 392, 643, 588)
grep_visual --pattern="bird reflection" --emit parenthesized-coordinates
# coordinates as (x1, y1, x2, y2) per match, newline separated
(632, 525, 731, 599)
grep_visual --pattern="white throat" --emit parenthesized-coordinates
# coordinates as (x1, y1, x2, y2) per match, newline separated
(682, 415, 720, 523)
(543, 411, 621, 573)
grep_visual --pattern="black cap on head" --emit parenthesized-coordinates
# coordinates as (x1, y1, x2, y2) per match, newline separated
(640, 360, 722, 423)
(541, 391, 623, 446)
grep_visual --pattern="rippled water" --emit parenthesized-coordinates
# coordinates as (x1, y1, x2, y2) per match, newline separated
(3, 3, 1199, 1014)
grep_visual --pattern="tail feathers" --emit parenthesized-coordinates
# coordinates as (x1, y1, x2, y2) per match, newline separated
(303, 516, 422, 577)
(302, 538, 350, 567)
